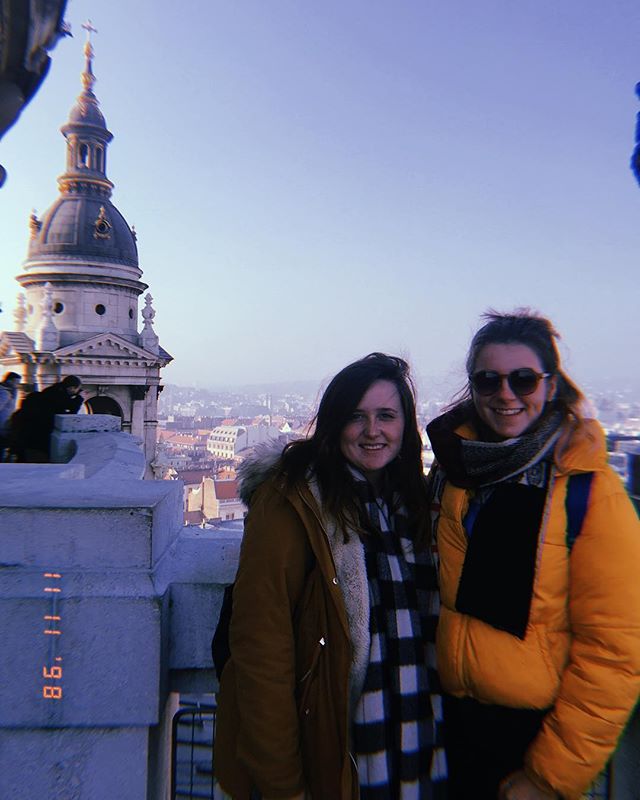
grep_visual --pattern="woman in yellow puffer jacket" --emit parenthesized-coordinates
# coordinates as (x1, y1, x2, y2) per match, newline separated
(426, 310, 640, 800)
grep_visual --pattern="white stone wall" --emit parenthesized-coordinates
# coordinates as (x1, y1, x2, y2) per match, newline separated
(0, 419, 239, 799)
(25, 281, 141, 345)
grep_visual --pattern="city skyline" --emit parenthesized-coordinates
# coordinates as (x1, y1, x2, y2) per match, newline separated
(1, 1, 639, 392)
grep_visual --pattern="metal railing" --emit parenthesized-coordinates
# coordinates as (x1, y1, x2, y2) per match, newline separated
(171, 698, 216, 800)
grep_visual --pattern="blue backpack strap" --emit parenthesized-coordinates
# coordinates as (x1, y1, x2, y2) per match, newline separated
(463, 498, 482, 538)
(565, 472, 594, 552)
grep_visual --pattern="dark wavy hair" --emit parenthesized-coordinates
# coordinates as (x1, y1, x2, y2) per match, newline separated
(280, 352, 428, 541)
(450, 309, 585, 420)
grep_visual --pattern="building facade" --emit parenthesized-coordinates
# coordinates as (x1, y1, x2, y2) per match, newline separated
(0, 30, 171, 477)
(206, 423, 281, 459)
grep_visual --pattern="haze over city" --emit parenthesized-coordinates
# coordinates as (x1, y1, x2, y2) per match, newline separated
(1, 0, 639, 394)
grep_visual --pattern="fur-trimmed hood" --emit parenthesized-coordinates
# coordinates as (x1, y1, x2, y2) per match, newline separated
(237, 440, 287, 507)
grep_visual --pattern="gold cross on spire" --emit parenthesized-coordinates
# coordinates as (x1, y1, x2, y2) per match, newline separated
(81, 20, 98, 42)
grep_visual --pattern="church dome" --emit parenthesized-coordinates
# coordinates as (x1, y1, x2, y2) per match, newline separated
(22, 28, 141, 275)
(28, 195, 138, 267)
(66, 96, 107, 129)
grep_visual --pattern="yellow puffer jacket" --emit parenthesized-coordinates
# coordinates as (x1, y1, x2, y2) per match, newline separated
(436, 418, 640, 799)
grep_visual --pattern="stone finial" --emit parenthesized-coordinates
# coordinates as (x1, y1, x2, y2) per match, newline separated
(131, 224, 137, 242)
(37, 282, 60, 352)
(29, 210, 42, 239)
(141, 293, 156, 326)
(14, 293, 27, 332)
(140, 293, 159, 354)
(42, 282, 53, 316)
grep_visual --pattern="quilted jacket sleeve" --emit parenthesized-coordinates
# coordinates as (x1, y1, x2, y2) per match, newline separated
(229, 484, 311, 799)
(525, 470, 640, 799)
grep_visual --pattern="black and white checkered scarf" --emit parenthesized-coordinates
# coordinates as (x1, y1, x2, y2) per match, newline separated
(351, 472, 447, 800)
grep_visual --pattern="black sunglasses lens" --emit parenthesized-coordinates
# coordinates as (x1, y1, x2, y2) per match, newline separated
(471, 372, 500, 394)
(471, 369, 542, 396)
(508, 369, 539, 395)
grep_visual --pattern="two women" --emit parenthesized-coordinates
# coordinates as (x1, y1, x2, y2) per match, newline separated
(427, 310, 640, 799)
(214, 353, 446, 799)
(215, 310, 640, 799)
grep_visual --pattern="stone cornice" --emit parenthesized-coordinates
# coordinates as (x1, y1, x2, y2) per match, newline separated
(57, 176, 114, 195)
(16, 272, 147, 293)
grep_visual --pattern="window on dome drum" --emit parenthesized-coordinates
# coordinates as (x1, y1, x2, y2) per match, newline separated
(95, 147, 104, 172)
(79, 143, 90, 168)
(53, 302, 64, 314)
(129, 308, 134, 319)
(95, 304, 106, 316)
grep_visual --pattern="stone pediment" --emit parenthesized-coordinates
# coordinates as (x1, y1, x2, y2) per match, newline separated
(54, 333, 164, 363)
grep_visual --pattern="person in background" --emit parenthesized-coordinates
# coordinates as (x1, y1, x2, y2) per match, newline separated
(426, 309, 640, 800)
(10, 374, 84, 462)
(214, 353, 446, 800)
(0, 371, 20, 461)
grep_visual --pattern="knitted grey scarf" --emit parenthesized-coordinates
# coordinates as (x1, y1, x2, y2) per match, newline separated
(426, 402, 565, 489)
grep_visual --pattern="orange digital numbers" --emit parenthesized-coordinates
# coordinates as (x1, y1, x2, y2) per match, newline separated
(42, 570, 63, 701)
(43, 666, 63, 680)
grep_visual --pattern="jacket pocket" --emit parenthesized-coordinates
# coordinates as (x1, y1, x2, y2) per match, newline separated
(297, 635, 326, 718)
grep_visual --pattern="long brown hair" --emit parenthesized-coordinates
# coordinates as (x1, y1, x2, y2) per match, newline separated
(280, 353, 428, 540)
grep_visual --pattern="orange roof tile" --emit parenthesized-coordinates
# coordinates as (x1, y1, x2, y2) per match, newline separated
(177, 468, 212, 484)
(213, 479, 239, 500)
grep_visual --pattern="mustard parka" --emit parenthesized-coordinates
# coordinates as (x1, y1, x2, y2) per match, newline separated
(434, 417, 640, 799)
(213, 452, 364, 800)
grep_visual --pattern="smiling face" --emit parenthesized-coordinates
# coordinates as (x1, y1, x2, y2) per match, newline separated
(339, 379, 405, 486)
(471, 343, 557, 439)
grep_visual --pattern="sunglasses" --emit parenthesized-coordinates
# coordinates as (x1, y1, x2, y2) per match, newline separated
(469, 368, 552, 397)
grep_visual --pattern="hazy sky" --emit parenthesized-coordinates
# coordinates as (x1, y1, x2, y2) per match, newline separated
(1, 1, 639, 393)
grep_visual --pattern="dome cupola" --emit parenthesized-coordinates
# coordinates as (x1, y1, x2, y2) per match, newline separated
(17, 22, 146, 348)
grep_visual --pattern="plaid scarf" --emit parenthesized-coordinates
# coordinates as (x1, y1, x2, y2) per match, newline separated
(351, 473, 447, 800)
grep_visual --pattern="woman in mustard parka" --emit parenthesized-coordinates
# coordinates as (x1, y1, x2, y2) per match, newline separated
(214, 353, 446, 799)
(426, 310, 640, 800)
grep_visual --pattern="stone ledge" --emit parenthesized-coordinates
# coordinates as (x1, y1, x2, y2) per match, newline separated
(0, 496, 182, 569)
(154, 528, 242, 587)
(51, 423, 146, 480)
(54, 414, 121, 433)
(0, 478, 180, 508)
(0, 462, 85, 480)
